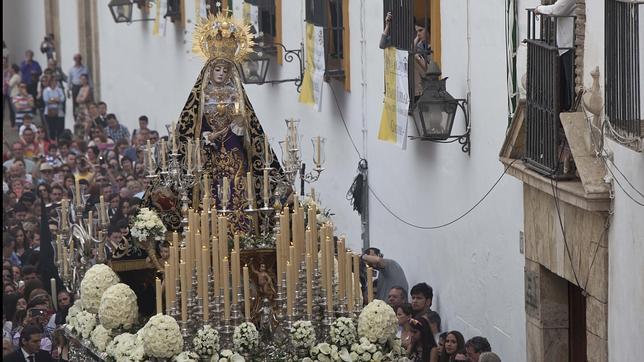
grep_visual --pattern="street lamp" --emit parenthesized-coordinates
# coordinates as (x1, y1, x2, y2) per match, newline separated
(108, 0, 155, 23)
(411, 61, 471, 154)
(239, 43, 304, 92)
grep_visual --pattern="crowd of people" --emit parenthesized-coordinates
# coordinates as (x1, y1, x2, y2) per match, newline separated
(361, 248, 502, 362)
(3, 43, 164, 361)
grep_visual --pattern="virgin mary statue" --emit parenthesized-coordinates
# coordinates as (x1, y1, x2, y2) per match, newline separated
(144, 13, 285, 233)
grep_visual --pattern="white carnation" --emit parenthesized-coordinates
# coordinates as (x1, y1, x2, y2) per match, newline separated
(174, 351, 200, 362)
(90, 324, 112, 352)
(233, 322, 259, 352)
(358, 300, 397, 345)
(80, 264, 120, 313)
(330, 317, 358, 347)
(291, 320, 316, 349)
(142, 314, 184, 358)
(192, 325, 220, 357)
(74, 310, 97, 339)
(106, 332, 146, 362)
(99, 283, 139, 329)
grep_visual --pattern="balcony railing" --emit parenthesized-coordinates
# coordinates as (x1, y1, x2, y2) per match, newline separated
(305, 0, 345, 79)
(524, 9, 575, 177)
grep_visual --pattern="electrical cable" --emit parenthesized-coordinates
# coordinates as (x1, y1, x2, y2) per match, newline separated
(605, 163, 644, 207)
(329, 84, 363, 159)
(605, 157, 644, 199)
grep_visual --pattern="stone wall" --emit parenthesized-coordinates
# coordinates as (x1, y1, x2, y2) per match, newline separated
(523, 184, 608, 361)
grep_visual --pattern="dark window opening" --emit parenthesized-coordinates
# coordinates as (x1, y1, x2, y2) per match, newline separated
(305, 0, 346, 80)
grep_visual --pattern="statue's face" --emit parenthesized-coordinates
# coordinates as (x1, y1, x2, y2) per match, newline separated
(211, 63, 230, 84)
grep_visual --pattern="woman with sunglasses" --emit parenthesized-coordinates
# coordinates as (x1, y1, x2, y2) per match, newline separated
(408, 317, 436, 361)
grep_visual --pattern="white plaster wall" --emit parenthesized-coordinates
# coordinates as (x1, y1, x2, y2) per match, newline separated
(57, 0, 80, 128)
(2, 0, 47, 67)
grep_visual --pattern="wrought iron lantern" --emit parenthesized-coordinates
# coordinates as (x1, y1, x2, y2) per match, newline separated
(240, 43, 304, 92)
(240, 51, 271, 85)
(108, 0, 134, 23)
(411, 61, 471, 154)
(108, 0, 155, 23)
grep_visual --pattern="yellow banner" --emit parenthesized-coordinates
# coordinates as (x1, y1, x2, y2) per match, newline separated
(299, 23, 325, 110)
(378, 48, 409, 148)
(298, 23, 316, 106)
(152, 0, 161, 35)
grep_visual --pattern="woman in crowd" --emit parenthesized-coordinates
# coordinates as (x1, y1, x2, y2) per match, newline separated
(43, 75, 66, 141)
(9, 227, 30, 266)
(7, 64, 21, 127)
(35, 125, 52, 156)
(397, 303, 414, 350)
(74, 74, 92, 140)
(430, 332, 448, 362)
(408, 317, 435, 361)
(438, 331, 467, 362)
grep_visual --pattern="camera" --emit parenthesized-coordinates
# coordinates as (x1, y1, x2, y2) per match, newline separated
(29, 308, 46, 318)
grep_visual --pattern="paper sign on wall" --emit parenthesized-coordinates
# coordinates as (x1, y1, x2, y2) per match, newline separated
(378, 48, 409, 149)
(299, 23, 325, 111)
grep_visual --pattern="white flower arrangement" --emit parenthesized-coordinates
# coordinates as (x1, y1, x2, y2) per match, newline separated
(193, 325, 220, 357)
(308, 342, 350, 362)
(382, 337, 406, 361)
(330, 317, 358, 348)
(174, 351, 200, 362)
(212, 349, 246, 362)
(106, 332, 146, 362)
(99, 283, 139, 330)
(80, 264, 120, 313)
(90, 324, 112, 352)
(291, 320, 316, 350)
(72, 310, 97, 339)
(358, 300, 398, 345)
(349, 337, 384, 362)
(233, 322, 259, 352)
(130, 207, 167, 241)
(65, 299, 82, 324)
(141, 314, 184, 358)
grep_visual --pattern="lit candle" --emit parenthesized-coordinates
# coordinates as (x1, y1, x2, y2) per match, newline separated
(160, 139, 167, 169)
(187, 139, 193, 170)
(98, 232, 104, 261)
(218, 217, 228, 287)
(156, 277, 163, 315)
(311, 187, 316, 202)
(164, 262, 171, 314)
(201, 211, 209, 249)
(246, 172, 254, 207)
(346, 251, 353, 311)
(62, 247, 68, 278)
(211, 205, 218, 235)
(353, 254, 360, 306)
(326, 237, 333, 313)
(211, 236, 220, 298)
(196, 143, 202, 170)
(337, 238, 345, 301)
(316, 136, 321, 166)
(172, 122, 178, 154)
(231, 250, 239, 304)
(264, 136, 270, 165)
(367, 266, 374, 303)
(56, 235, 62, 266)
(180, 261, 187, 321)
(263, 169, 269, 205)
(75, 177, 81, 206)
(234, 102, 240, 114)
(233, 233, 240, 255)
(51, 278, 57, 310)
(195, 231, 202, 297)
(99, 195, 106, 225)
(286, 261, 293, 317)
(306, 253, 312, 317)
(275, 231, 282, 287)
(202, 246, 209, 321)
(61, 199, 68, 227)
(308, 205, 317, 269)
(222, 177, 229, 207)
(87, 211, 93, 238)
(223, 257, 230, 319)
(147, 139, 153, 170)
(243, 265, 250, 320)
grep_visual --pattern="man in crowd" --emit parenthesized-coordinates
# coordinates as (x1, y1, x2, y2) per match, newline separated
(465, 336, 492, 362)
(410, 282, 434, 321)
(19, 50, 41, 99)
(105, 113, 130, 143)
(4, 142, 36, 174)
(361, 247, 409, 303)
(67, 53, 89, 116)
(386, 286, 407, 310)
(4, 325, 53, 362)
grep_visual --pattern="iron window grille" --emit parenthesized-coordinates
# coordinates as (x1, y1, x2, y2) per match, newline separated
(382, 0, 432, 111)
(245, 0, 277, 42)
(524, 9, 576, 178)
(605, 0, 642, 140)
(305, 0, 346, 79)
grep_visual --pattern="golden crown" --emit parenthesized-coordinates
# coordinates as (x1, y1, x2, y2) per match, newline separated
(192, 13, 255, 64)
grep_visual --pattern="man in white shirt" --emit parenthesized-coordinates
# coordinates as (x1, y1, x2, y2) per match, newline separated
(535, 0, 576, 110)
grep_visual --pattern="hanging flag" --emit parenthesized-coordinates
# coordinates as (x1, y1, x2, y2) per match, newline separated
(378, 48, 409, 149)
(159, 0, 168, 36)
(153, 0, 161, 35)
(298, 23, 325, 111)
